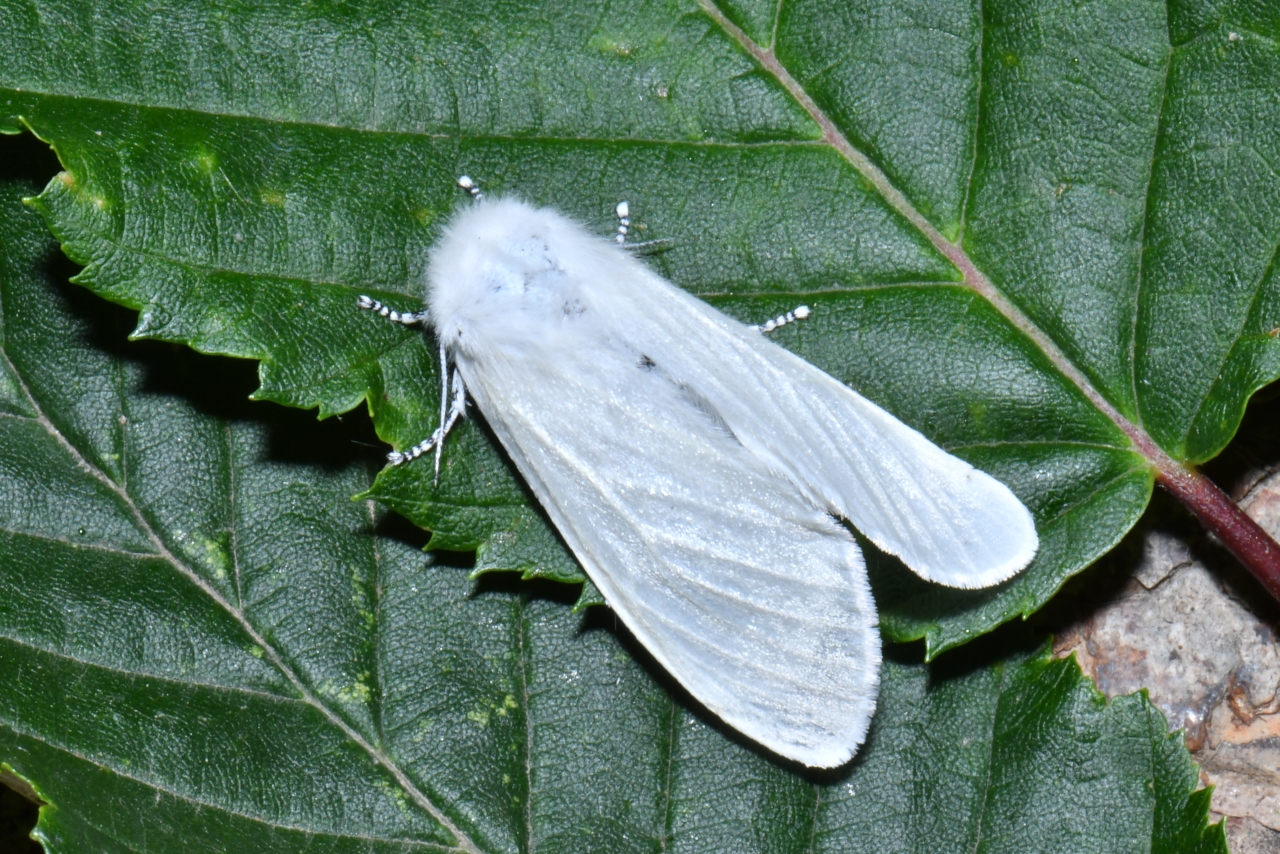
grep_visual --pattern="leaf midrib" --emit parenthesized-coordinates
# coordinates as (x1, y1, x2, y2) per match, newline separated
(698, 0, 1190, 487)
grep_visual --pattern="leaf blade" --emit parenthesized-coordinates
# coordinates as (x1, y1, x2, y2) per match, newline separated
(0, 158, 1226, 851)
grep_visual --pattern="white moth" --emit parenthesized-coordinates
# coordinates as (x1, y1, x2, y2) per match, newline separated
(359, 179, 1038, 768)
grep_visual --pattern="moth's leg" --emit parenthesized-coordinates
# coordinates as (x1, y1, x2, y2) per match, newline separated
(750, 305, 811, 334)
(614, 200, 631, 244)
(457, 175, 484, 202)
(613, 200, 671, 252)
(430, 342, 461, 480)
(388, 362, 468, 480)
(357, 297, 463, 478)
(356, 295, 430, 326)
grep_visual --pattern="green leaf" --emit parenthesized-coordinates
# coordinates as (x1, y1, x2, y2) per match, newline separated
(6, 0, 1278, 654)
(0, 163, 1227, 848)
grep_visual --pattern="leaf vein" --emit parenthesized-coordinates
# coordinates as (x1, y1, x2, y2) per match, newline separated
(7, 84, 832, 151)
(1039, 464, 1150, 530)
(366, 496, 389, 748)
(804, 784, 822, 854)
(942, 438, 1132, 452)
(224, 421, 244, 611)
(1182, 228, 1280, 452)
(957, 0, 984, 242)
(966, 661, 1003, 854)
(517, 595, 535, 854)
(656, 699, 678, 853)
(0, 336, 484, 854)
(0, 633, 302, 705)
(0, 527, 158, 560)
(0, 717, 460, 850)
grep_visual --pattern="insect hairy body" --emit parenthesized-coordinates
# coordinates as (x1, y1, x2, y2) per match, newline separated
(363, 188, 1039, 768)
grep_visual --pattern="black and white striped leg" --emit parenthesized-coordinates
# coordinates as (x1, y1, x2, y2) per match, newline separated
(614, 200, 672, 253)
(458, 175, 484, 202)
(434, 343, 462, 481)
(388, 363, 468, 478)
(614, 201, 630, 244)
(356, 295, 430, 326)
(750, 305, 811, 334)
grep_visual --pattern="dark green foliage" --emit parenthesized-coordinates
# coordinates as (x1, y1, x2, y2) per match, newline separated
(1, 0, 1270, 847)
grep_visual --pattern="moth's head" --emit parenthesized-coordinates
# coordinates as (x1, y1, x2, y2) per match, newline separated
(426, 197, 613, 350)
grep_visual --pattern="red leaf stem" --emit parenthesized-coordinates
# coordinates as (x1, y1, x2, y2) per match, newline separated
(1157, 465, 1280, 600)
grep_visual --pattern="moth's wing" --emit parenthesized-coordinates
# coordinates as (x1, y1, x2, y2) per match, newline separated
(603, 273, 1039, 589)
(457, 340, 879, 769)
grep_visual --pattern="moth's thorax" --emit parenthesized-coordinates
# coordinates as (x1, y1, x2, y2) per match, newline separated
(427, 198, 617, 354)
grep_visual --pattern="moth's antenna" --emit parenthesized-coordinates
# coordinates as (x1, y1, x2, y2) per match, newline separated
(457, 175, 484, 203)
